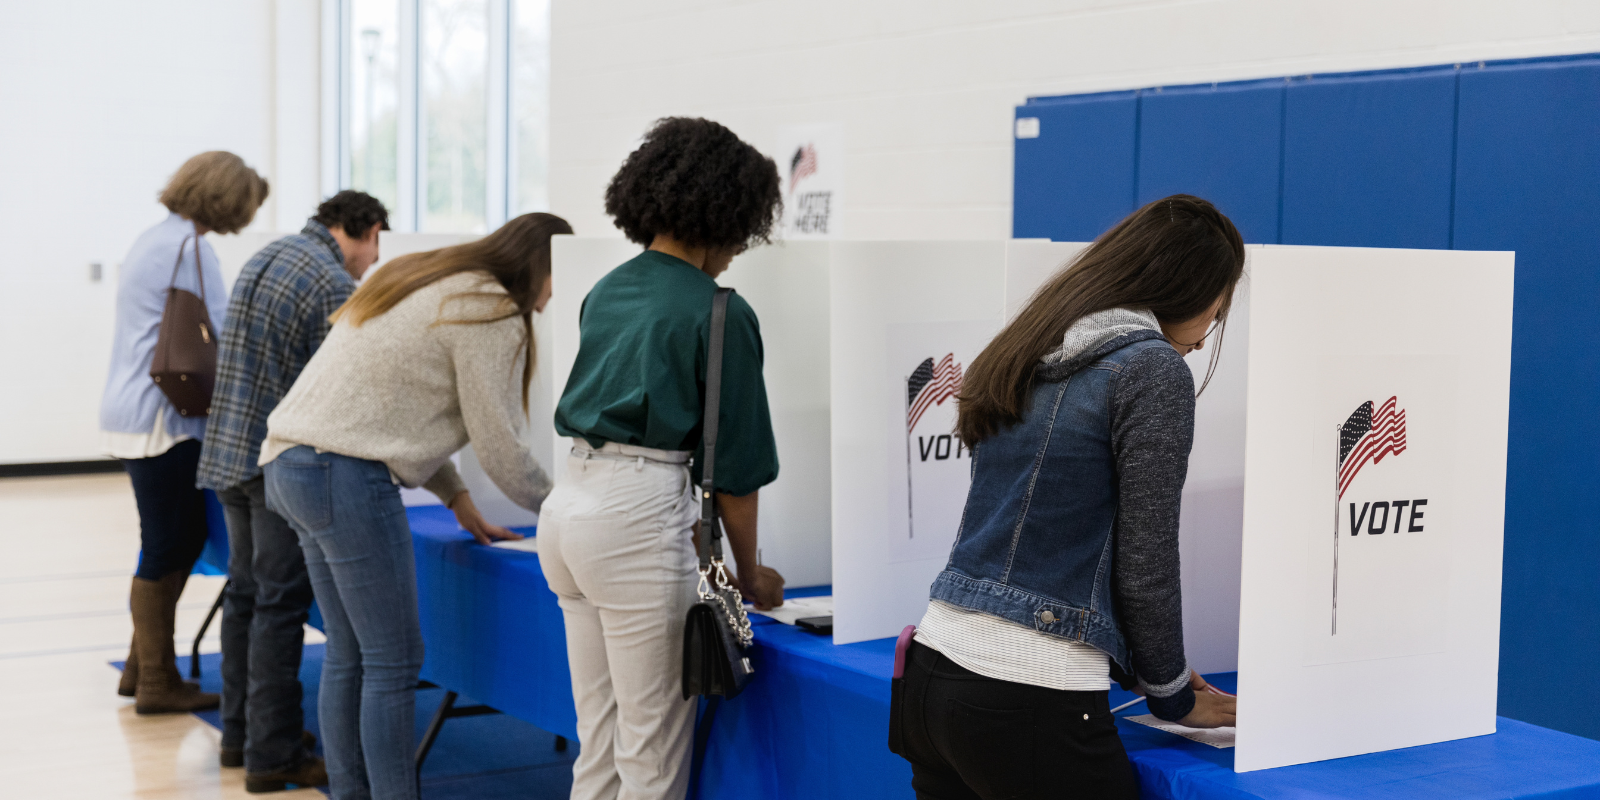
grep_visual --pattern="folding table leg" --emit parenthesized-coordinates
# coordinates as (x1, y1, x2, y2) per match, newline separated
(416, 690, 459, 782)
(190, 581, 228, 679)
(415, 689, 502, 781)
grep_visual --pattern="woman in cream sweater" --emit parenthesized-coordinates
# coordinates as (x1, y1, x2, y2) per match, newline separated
(260, 212, 570, 800)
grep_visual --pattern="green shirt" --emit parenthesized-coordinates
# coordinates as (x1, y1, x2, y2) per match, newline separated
(554, 250, 779, 496)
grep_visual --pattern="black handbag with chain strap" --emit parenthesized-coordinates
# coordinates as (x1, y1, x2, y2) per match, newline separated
(681, 287, 756, 701)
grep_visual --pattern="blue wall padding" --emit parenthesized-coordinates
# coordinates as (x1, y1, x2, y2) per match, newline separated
(1136, 80, 1285, 244)
(1281, 68, 1458, 249)
(1013, 91, 1138, 241)
(1454, 58, 1600, 741)
(1017, 52, 1600, 741)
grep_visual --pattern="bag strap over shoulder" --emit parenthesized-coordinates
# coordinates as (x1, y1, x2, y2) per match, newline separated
(166, 224, 208, 305)
(698, 288, 734, 571)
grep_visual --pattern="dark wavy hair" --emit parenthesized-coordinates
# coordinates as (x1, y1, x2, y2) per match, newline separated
(314, 190, 391, 237)
(956, 194, 1246, 446)
(604, 117, 782, 250)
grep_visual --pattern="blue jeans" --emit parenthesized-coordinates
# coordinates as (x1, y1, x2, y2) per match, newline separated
(264, 446, 422, 800)
(219, 477, 314, 773)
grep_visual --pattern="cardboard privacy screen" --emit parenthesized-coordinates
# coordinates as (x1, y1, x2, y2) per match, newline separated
(551, 237, 1513, 773)
(1229, 246, 1512, 771)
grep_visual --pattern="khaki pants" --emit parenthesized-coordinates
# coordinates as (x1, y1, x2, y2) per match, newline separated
(539, 440, 700, 800)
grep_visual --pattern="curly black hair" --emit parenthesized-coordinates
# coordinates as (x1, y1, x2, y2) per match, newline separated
(314, 190, 391, 237)
(604, 117, 782, 250)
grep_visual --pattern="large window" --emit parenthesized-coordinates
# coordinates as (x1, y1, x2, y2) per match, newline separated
(511, 0, 550, 215)
(348, 1, 399, 214)
(331, 0, 549, 233)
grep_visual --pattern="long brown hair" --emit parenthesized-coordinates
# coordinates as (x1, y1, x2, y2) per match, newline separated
(332, 212, 574, 412)
(956, 194, 1244, 446)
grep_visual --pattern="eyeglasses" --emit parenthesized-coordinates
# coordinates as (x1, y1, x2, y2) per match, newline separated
(1172, 317, 1223, 349)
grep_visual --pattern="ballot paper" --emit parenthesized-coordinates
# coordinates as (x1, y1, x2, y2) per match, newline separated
(1124, 715, 1236, 749)
(746, 595, 833, 625)
(488, 536, 539, 553)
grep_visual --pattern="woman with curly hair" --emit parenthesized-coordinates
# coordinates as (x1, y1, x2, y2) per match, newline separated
(543, 117, 788, 799)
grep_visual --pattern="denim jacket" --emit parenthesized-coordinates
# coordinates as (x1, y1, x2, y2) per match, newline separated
(929, 311, 1197, 720)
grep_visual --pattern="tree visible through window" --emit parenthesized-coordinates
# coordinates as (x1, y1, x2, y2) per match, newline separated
(338, 0, 548, 232)
(421, 0, 488, 233)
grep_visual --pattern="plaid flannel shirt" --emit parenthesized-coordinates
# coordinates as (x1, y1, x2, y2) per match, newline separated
(197, 221, 356, 491)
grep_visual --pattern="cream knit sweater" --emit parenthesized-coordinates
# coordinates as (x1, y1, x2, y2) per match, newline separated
(260, 271, 552, 510)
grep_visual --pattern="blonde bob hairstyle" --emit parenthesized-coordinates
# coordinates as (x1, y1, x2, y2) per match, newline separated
(158, 151, 270, 234)
(331, 212, 574, 412)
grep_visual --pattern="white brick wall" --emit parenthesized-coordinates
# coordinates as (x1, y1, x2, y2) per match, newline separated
(550, 0, 1600, 241)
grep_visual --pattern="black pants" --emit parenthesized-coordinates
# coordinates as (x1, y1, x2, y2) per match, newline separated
(122, 439, 209, 581)
(219, 477, 314, 773)
(890, 641, 1140, 800)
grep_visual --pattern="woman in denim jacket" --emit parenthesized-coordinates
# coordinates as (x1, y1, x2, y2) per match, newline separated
(893, 195, 1244, 799)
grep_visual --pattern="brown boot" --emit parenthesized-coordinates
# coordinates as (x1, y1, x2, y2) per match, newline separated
(245, 756, 329, 793)
(117, 632, 138, 697)
(133, 574, 219, 714)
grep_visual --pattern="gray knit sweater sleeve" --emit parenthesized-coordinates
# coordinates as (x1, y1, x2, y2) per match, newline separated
(432, 308, 553, 513)
(1110, 345, 1197, 722)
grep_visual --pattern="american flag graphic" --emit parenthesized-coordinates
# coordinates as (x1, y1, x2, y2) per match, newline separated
(1337, 396, 1408, 499)
(1332, 395, 1408, 634)
(906, 354, 963, 431)
(789, 143, 818, 194)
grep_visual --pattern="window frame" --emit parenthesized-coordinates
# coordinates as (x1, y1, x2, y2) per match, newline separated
(323, 0, 527, 233)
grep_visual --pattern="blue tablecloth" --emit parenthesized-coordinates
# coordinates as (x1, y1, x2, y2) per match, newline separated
(407, 506, 1600, 799)
(410, 506, 577, 740)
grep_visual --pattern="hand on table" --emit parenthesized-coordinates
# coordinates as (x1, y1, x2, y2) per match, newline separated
(736, 565, 786, 611)
(450, 491, 523, 545)
(1177, 690, 1236, 729)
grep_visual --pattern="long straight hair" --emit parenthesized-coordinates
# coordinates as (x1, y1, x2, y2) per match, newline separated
(956, 195, 1245, 446)
(332, 212, 574, 412)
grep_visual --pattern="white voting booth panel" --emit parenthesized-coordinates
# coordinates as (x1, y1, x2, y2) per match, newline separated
(829, 241, 1009, 645)
(1231, 246, 1512, 771)
(548, 237, 834, 588)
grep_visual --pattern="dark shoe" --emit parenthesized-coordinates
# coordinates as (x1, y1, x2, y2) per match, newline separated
(221, 731, 317, 768)
(245, 756, 328, 793)
(132, 574, 220, 714)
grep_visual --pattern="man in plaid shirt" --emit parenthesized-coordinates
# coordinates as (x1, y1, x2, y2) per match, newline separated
(196, 191, 388, 792)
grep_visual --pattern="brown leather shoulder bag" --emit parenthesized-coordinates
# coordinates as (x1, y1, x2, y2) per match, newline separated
(149, 230, 217, 417)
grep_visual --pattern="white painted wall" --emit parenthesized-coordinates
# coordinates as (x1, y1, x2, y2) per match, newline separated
(549, 0, 1600, 241)
(0, 1, 323, 464)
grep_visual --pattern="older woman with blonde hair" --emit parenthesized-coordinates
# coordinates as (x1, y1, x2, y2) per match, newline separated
(102, 151, 269, 714)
